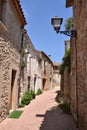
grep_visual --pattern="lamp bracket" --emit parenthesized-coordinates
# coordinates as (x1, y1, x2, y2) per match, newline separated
(56, 30, 77, 37)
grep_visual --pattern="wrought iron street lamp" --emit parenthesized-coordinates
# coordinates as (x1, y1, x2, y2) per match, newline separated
(51, 16, 77, 37)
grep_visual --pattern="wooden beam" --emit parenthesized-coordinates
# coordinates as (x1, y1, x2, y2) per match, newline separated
(66, 0, 74, 8)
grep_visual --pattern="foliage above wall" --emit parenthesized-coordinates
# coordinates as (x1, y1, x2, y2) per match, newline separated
(59, 49, 70, 74)
(65, 17, 74, 31)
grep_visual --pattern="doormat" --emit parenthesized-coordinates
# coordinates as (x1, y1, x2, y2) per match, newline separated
(8, 110, 23, 119)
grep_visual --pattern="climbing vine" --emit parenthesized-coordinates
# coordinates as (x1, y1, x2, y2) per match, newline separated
(59, 49, 70, 74)
(65, 17, 74, 31)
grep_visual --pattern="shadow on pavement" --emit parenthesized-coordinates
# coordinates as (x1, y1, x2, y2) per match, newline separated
(38, 106, 78, 130)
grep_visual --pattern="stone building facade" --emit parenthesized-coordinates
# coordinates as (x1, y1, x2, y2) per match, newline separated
(20, 33, 42, 97)
(24, 42, 54, 94)
(60, 40, 70, 102)
(0, 0, 56, 123)
(53, 62, 61, 88)
(37, 51, 53, 90)
(0, 0, 26, 122)
(66, 0, 87, 129)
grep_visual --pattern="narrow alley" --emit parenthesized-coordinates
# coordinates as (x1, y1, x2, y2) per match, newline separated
(0, 87, 78, 130)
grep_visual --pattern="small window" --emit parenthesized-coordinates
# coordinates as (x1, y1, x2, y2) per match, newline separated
(28, 76, 30, 91)
(0, 0, 3, 20)
(0, 0, 6, 23)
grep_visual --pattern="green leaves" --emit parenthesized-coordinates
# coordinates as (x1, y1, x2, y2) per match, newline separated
(20, 90, 36, 107)
(65, 17, 74, 31)
(59, 17, 73, 74)
(59, 49, 70, 74)
(36, 89, 42, 95)
(8, 110, 23, 119)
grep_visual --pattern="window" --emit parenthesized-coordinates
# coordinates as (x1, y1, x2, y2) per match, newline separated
(0, 0, 6, 23)
(0, 0, 3, 20)
(44, 61, 46, 74)
(28, 76, 30, 91)
(54, 66, 58, 70)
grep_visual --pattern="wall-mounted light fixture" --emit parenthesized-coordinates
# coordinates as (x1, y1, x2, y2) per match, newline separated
(51, 16, 78, 127)
(51, 16, 77, 37)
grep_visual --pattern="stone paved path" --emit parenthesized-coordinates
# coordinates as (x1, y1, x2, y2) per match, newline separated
(0, 87, 79, 130)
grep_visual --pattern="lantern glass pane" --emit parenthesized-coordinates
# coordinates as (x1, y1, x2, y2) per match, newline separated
(53, 19, 61, 28)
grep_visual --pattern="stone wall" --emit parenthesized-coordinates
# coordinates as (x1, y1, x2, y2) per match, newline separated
(0, 38, 10, 122)
(41, 52, 53, 90)
(66, 0, 87, 129)
(70, 38, 77, 121)
(19, 34, 43, 99)
(60, 74, 64, 92)
(73, 1, 87, 129)
(53, 62, 61, 88)
(2, 0, 21, 50)
(0, 0, 23, 122)
(64, 68, 71, 103)
(0, 37, 20, 122)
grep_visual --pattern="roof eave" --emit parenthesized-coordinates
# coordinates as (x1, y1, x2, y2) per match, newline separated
(10, 0, 27, 27)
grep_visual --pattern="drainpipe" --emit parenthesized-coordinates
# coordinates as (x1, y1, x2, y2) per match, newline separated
(21, 29, 26, 52)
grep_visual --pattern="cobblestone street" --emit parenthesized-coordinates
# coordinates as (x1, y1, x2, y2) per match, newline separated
(0, 87, 78, 130)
